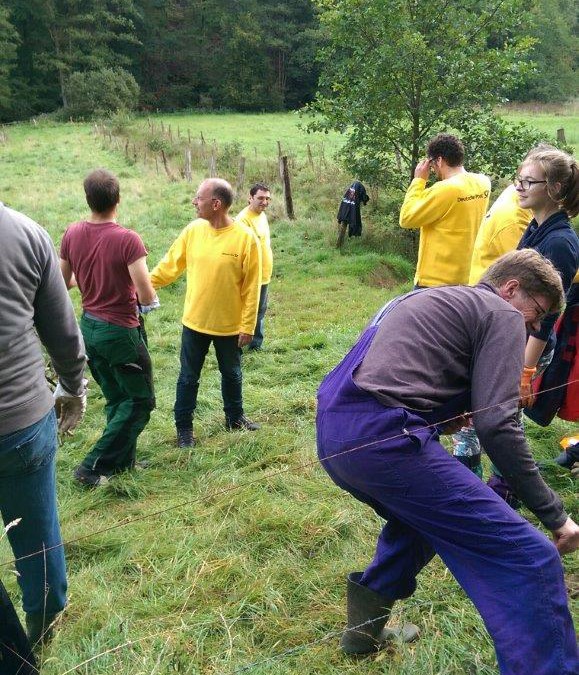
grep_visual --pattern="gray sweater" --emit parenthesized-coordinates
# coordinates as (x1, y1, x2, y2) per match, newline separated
(0, 203, 86, 435)
(354, 284, 566, 530)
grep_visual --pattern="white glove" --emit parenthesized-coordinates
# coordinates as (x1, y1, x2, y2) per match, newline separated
(139, 295, 160, 315)
(54, 380, 87, 434)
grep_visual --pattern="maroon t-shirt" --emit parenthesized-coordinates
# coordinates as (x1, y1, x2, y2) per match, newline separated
(60, 220, 147, 328)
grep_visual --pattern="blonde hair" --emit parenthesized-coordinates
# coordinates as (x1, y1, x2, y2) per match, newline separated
(481, 249, 565, 313)
(524, 146, 579, 217)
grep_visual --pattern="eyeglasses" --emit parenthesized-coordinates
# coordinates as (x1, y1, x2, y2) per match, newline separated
(525, 291, 550, 322)
(513, 177, 547, 190)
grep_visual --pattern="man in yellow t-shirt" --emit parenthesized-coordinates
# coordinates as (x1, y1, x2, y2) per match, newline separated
(236, 183, 272, 351)
(150, 178, 261, 447)
(400, 133, 491, 288)
(469, 184, 533, 284)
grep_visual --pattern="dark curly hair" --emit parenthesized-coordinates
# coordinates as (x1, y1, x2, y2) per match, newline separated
(427, 134, 465, 167)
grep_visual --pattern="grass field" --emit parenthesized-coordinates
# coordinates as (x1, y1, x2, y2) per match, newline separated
(0, 110, 577, 674)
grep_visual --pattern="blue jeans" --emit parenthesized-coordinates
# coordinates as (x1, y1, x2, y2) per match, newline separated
(249, 284, 269, 350)
(0, 410, 67, 614)
(174, 327, 243, 428)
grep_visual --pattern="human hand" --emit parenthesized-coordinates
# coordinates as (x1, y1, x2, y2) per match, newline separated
(414, 159, 431, 181)
(139, 295, 160, 315)
(54, 380, 87, 434)
(551, 517, 579, 555)
(439, 413, 472, 435)
(519, 365, 536, 408)
(238, 333, 253, 348)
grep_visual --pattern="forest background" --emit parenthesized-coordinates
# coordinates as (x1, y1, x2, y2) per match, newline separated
(0, 0, 577, 122)
(0, 0, 577, 673)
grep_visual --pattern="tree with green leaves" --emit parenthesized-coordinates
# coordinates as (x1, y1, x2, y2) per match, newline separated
(5, 0, 140, 111)
(0, 5, 19, 117)
(508, 0, 578, 103)
(307, 0, 540, 188)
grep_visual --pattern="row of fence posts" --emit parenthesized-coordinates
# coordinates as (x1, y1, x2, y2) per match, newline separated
(94, 121, 298, 219)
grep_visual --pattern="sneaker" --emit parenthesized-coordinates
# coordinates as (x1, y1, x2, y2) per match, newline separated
(225, 415, 260, 431)
(176, 427, 195, 448)
(73, 465, 110, 488)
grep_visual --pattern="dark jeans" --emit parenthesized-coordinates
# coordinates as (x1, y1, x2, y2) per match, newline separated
(249, 284, 269, 350)
(80, 315, 155, 474)
(174, 327, 243, 428)
(0, 410, 67, 614)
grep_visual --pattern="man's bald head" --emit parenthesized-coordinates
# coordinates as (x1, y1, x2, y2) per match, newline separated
(202, 178, 234, 210)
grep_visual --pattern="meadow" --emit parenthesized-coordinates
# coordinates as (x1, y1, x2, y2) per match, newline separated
(0, 108, 577, 674)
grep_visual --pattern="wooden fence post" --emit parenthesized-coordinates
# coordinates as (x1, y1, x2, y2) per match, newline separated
(557, 128, 567, 145)
(236, 156, 246, 194)
(184, 148, 192, 182)
(209, 145, 217, 177)
(160, 150, 175, 181)
(306, 144, 315, 171)
(280, 155, 295, 220)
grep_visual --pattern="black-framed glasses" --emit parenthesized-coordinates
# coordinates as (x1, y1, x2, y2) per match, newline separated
(525, 291, 550, 322)
(513, 176, 547, 190)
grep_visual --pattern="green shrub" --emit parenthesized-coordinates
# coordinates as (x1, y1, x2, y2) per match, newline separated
(64, 68, 139, 120)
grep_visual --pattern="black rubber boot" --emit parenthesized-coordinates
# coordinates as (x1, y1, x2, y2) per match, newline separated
(25, 611, 59, 647)
(0, 580, 37, 673)
(340, 572, 419, 655)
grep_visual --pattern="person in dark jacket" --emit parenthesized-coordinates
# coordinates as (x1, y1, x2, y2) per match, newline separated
(337, 181, 369, 245)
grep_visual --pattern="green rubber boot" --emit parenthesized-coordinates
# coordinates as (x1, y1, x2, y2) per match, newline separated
(340, 572, 420, 655)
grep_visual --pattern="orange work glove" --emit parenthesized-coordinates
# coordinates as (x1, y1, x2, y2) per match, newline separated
(519, 366, 537, 408)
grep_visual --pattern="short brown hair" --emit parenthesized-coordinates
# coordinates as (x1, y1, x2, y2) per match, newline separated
(83, 169, 120, 213)
(480, 249, 565, 314)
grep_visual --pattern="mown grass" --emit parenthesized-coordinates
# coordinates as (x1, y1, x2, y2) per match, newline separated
(0, 113, 577, 675)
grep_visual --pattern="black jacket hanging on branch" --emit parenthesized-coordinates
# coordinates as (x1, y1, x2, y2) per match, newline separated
(337, 181, 369, 237)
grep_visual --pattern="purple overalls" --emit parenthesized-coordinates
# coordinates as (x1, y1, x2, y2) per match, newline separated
(317, 295, 578, 675)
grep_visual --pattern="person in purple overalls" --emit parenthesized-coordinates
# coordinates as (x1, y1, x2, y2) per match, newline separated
(317, 248, 579, 675)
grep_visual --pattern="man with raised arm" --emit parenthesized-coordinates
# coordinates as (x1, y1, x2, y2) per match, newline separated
(400, 133, 491, 288)
(60, 169, 158, 487)
(151, 178, 261, 448)
(0, 200, 86, 646)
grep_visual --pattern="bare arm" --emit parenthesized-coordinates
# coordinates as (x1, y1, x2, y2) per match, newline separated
(524, 335, 547, 368)
(128, 256, 157, 306)
(60, 258, 76, 289)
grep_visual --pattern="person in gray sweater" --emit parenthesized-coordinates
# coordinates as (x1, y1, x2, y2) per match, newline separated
(0, 202, 86, 647)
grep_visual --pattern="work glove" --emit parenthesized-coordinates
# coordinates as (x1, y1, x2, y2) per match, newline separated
(519, 365, 536, 408)
(139, 295, 160, 315)
(54, 380, 87, 435)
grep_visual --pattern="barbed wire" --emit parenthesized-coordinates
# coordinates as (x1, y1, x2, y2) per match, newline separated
(1, 378, 577, 572)
(0, 380, 576, 674)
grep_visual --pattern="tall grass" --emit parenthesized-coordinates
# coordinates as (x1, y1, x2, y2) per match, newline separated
(0, 114, 576, 674)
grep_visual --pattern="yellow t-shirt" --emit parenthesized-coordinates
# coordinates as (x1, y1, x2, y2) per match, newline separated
(236, 206, 273, 285)
(399, 171, 491, 286)
(469, 185, 532, 285)
(151, 219, 261, 336)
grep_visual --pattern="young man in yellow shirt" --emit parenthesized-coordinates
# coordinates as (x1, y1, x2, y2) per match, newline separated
(399, 133, 491, 287)
(236, 183, 272, 351)
(469, 184, 533, 285)
(151, 178, 261, 447)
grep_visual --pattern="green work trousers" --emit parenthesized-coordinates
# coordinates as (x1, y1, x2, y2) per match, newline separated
(80, 315, 155, 475)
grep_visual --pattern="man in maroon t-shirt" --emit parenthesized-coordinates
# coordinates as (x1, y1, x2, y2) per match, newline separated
(60, 169, 159, 486)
